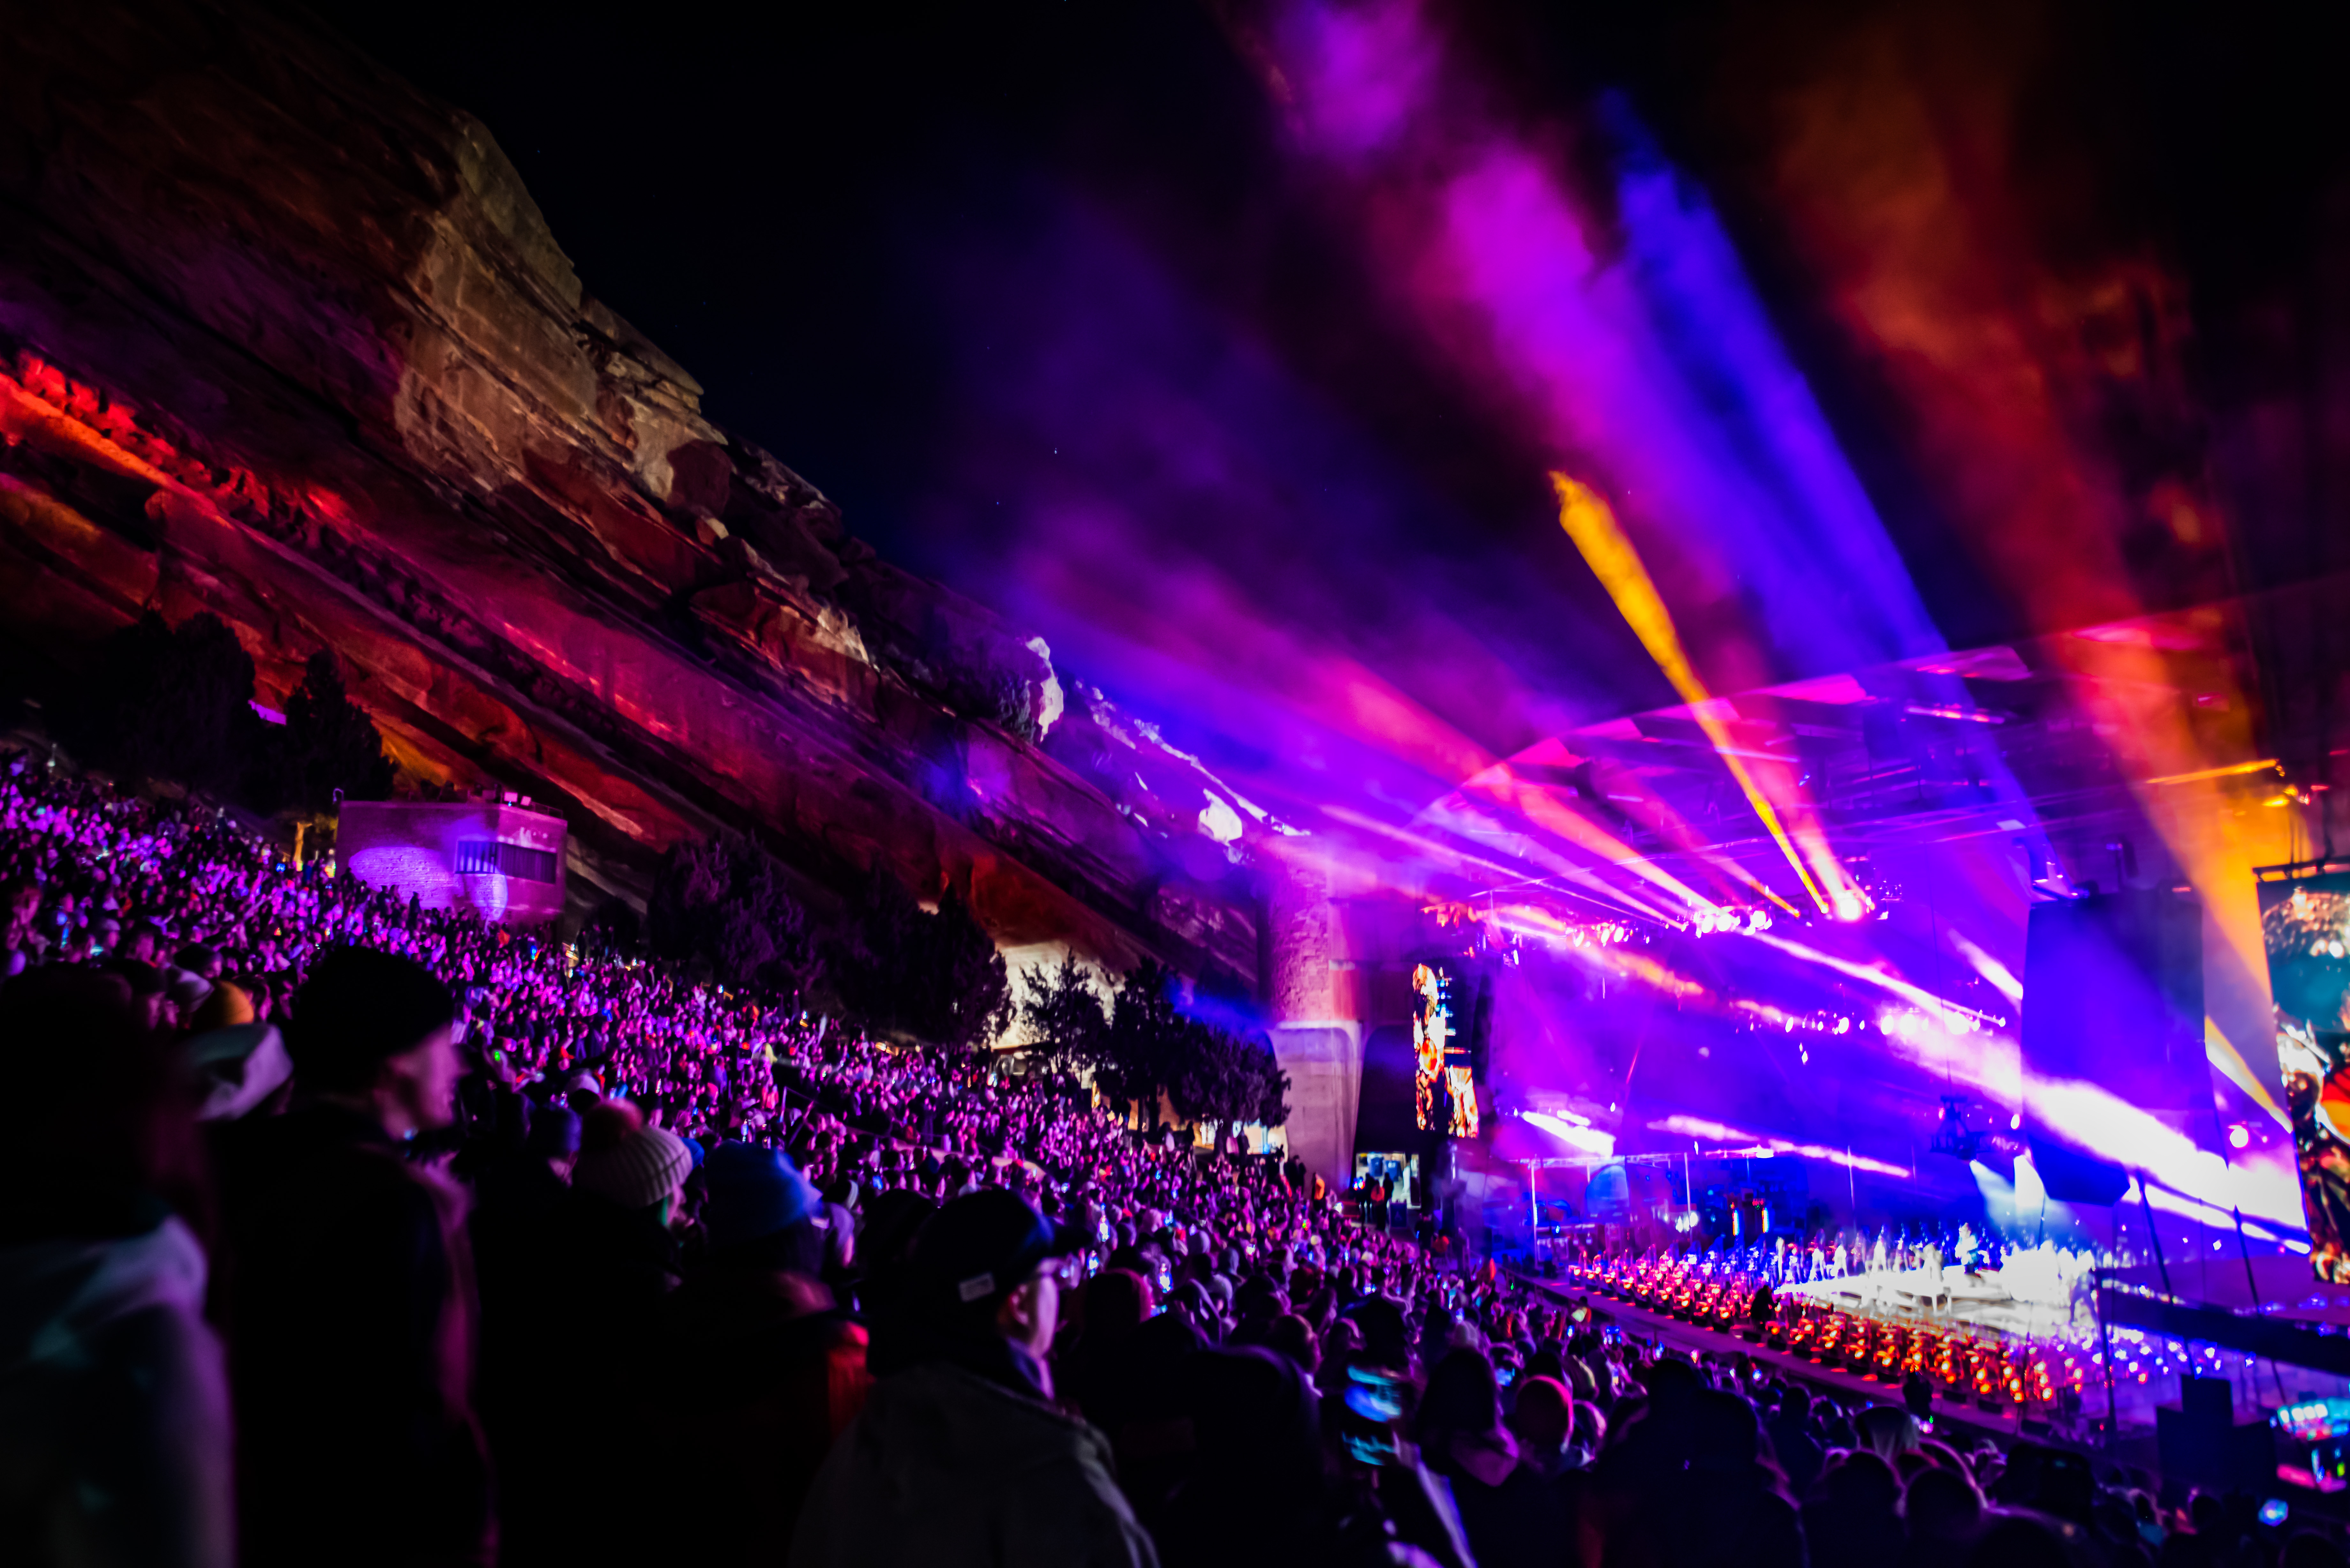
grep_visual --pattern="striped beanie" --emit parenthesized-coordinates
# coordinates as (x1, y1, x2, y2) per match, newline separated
(573, 1101, 692, 1211)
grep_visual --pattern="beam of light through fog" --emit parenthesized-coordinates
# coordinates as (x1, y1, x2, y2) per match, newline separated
(892, 0, 2307, 1242)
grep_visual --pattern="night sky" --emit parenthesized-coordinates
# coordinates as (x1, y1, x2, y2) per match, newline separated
(311, 0, 2350, 794)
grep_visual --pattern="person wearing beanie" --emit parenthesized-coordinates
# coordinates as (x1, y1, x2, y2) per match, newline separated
(463, 1095, 580, 1568)
(657, 1141, 870, 1566)
(505, 1100, 688, 1564)
(791, 1188, 1156, 1568)
(571, 1101, 692, 1217)
(211, 943, 493, 1568)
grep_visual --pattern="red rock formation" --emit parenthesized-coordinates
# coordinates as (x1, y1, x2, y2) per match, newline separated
(0, 0, 1267, 985)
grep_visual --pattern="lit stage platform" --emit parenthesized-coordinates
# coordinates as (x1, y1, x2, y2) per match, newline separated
(1772, 1249, 2093, 1342)
(1520, 1270, 2108, 1471)
(1549, 1251, 2350, 1444)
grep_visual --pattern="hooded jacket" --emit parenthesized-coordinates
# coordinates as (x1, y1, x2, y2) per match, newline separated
(0, 1215, 233, 1568)
(789, 1357, 1156, 1568)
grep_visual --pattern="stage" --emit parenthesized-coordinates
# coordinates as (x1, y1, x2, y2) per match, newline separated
(1537, 1249, 2350, 1450)
(1522, 1272, 2107, 1455)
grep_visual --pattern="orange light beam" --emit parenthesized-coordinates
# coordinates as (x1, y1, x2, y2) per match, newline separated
(1551, 472, 1833, 916)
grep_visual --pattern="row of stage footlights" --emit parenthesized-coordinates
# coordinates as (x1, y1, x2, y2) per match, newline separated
(1565, 1256, 2090, 1415)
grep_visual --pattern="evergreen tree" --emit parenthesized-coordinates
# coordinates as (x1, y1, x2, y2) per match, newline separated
(55, 610, 266, 801)
(1016, 954, 1111, 1075)
(578, 894, 644, 956)
(1098, 958, 1187, 1128)
(645, 834, 821, 1001)
(927, 886, 1012, 1052)
(275, 650, 394, 813)
(1167, 1020, 1290, 1146)
(1086, 959, 1291, 1140)
(832, 863, 1010, 1052)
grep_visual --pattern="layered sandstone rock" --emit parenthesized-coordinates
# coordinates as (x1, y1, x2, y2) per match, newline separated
(0, 0, 1272, 986)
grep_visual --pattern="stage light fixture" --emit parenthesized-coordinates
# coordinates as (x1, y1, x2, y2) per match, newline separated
(1929, 1095, 1981, 1161)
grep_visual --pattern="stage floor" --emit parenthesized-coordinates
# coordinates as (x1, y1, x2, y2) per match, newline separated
(1773, 1261, 2087, 1342)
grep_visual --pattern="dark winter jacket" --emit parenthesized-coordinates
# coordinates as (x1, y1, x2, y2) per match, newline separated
(218, 1104, 493, 1568)
(790, 1358, 1157, 1568)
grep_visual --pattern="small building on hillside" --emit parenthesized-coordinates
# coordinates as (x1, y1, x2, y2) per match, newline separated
(338, 795, 567, 925)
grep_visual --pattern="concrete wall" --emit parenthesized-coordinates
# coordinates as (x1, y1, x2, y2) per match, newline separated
(338, 800, 568, 925)
(1270, 1022, 1365, 1181)
(1266, 860, 1370, 1181)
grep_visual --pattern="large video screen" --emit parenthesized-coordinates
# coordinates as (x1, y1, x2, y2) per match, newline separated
(2261, 871, 2350, 1281)
(1412, 961, 1479, 1137)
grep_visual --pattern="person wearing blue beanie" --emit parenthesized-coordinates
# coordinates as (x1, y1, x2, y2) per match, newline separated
(657, 1140, 868, 1565)
(702, 1140, 822, 1252)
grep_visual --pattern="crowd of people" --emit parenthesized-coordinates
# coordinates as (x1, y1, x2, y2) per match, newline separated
(1, 747, 2345, 1568)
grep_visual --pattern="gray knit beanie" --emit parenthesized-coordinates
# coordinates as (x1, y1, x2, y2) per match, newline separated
(573, 1102, 691, 1210)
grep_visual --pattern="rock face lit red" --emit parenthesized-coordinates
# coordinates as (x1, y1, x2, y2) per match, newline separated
(0, 0, 1262, 982)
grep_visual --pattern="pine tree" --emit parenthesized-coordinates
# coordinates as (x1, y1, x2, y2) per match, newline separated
(579, 894, 644, 955)
(832, 864, 1011, 1052)
(1017, 954, 1111, 1074)
(277, 650, 394, 813)
(1167, 1019, 1290, 1146)
(56, 610, 267, 801)
(645, 834, 821, 1001)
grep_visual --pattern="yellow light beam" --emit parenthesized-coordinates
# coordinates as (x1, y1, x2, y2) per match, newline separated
(2145, 758, 2281, 788)
(1551, 472, 1836, 916)
(2205, 1016, 2289, 1130)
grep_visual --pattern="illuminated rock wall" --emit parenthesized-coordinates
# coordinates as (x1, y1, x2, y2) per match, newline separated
(0, 0, 1272, 991)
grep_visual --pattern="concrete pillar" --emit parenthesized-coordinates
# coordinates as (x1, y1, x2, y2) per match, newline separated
(1267, 857, 1366, 1183)
(1270, 1023, 1365, 1182)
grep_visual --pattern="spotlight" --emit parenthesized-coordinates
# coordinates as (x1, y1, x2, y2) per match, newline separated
(2227, 1123, 2251, 1150)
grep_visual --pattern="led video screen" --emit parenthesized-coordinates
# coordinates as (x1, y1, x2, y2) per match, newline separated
(1412, 961, 1479, 1137)
(2262, 871, 2350, 1281)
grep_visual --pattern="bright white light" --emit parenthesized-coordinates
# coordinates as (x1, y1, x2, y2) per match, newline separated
(1524, 1111, 1615, 1157)
(1197, 792, 1245, 844)
(1948, 928, 2025, 1005)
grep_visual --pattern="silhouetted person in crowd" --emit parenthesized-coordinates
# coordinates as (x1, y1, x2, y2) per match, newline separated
(466, 1097, 580, 1567)
(1154, 1346, 1356, 1568)
(1766, 1385, 1826, 1499)
(1805, 1449, 1907, 1568)
(1264, 1309, 1320, 1375)
(1857, 1403, 1922, 1464)
(1416, 1347, 1574, 1568)
(660, 1140, 870, 1564)
(217, 945, 493, 1568)
(1507, 1373, 1578, 1479)
(1901, 1460, 1985, 1568)
(791, 1187, 1156, 1567)
(1060, 1267, 1156, 1433)
(507, 1097, 690, 1563)
(1657, 1389, 1805, 1568)
(0, 969, 231, 1568)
